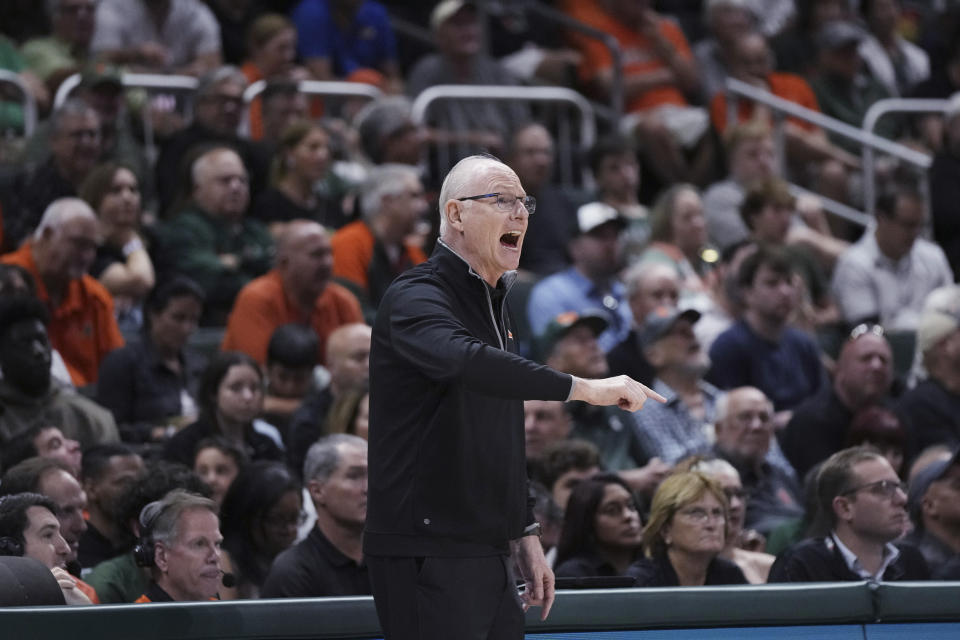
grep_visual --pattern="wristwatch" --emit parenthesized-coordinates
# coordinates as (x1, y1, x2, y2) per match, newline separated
(523, 522, 542, 538)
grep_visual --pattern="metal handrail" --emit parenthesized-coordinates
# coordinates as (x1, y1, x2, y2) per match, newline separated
(240, 79, 383, 137)
(52, 73, 201, 165)
(0, 69, 38, 137)
(861, 97, 947, 216)
(410, 84, 596, 185)
(53, 72, 199, 109)
(725, 77, 933, 221)
(242, 79, 384, 105)
(788, 184, 872, 228)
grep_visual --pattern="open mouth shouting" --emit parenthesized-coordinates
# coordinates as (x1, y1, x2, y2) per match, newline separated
(500, 230, 522, 249)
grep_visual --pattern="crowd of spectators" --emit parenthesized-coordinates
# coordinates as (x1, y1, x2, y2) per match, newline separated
(1, 0, 960, 612)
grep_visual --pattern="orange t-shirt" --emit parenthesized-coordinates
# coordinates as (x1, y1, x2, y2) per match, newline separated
(1, 243, 124, 386)
(563, 0, 691, 113)
(331, 220, 427, 292)
(710, 72, 821, 134)
(220, 269, 363, 365)
(77, 578, 100, 604)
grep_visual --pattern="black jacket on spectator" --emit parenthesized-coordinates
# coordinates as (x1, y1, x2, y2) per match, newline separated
(627, 554, 748, 587)
(163, 415, 283, 468)
(897, 379, 960, 453)
(260, 525, 370, 598)
(285, 386, 334, 477)
(933, 554, 960, 580)
(904, 528, 958, 572)
(554, 552, 623, 579)
(0, 158, 76, 251)
(365, 242, 572, 558)
(781, 387, 854, 479)
(768, 536, 929, 583)
(96, 338, 207, 443)
(78, 522, 126, 571)
(250, 187, 346, 231)
(606, 330, 655, 387)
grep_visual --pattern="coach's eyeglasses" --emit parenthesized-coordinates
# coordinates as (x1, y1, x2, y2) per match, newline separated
(457, 192, 536, 215)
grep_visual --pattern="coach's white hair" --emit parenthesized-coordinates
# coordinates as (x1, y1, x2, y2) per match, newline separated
(437, 155, 511, 239)
(34, 198, 97, 240)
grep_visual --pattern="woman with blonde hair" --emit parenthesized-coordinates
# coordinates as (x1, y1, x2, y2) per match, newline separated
(680, 457, 775, 583)
(627, 471, 747, 586)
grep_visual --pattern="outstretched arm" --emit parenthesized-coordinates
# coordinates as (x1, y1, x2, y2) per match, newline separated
(568, 375, 667, 411)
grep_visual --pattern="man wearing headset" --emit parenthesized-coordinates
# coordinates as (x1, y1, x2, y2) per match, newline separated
(0, 492, 92, 605)
(133, 489, 224, 603)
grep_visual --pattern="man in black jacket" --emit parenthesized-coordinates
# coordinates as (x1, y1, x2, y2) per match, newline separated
(769, 446, 928, 583)
(365, 154, 663, 639)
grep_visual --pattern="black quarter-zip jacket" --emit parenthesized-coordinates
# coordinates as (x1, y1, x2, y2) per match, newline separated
(364, 241, 573, 558)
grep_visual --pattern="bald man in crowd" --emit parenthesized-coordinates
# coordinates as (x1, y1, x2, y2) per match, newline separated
(222, 220, 363, 365)
(1, 198, 123, 386)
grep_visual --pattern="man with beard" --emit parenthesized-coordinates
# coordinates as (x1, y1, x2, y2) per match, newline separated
(713, 387, 803, 536)
(1, 199, 124, 386)
(262, 434, 370, 597)
(528, 203, 632, 352)
(784, 327, 896, 477)
(221, 220, 363, 366)
(0, 296, 118, 447)
(157, 146, 274, 326)
(707, 246, 827, 424)
(78, 444, 145, 569)
(769, 446, 928, 582)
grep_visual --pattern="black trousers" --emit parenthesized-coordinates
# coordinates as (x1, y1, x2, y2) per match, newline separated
(367, 554, 525, 640)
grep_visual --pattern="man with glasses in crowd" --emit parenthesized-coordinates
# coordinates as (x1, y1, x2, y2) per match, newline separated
(769, 446, 928, 582)
(365, 155, 663, 639)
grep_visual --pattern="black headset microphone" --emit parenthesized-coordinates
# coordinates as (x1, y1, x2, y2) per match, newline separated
(134, 500, 236, 588)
